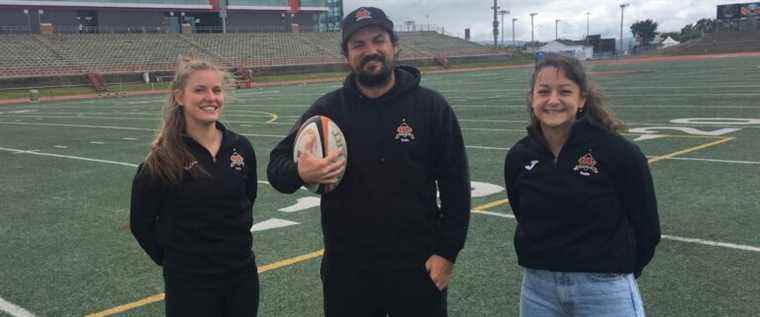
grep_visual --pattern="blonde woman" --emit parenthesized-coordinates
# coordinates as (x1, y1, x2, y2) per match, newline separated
(130, 55, 259, 316)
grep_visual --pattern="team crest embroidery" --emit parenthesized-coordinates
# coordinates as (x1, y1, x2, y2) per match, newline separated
(355, 8, 372, 21)
(184, 161, 198, 171)
(573, 151, 599, 176)
(394, 119, 415, 143)
(230, 149, 245, 171)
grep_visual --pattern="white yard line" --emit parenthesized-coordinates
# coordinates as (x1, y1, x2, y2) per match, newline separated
(472, 210, 760, 253)
(0, 147, 138, 168)
(0, 121, 285, 138)
(663, 157, 760, 165)
(1, 146, 758, 254)
(661, 235, 760, 252)
(0, 296, 35, 317)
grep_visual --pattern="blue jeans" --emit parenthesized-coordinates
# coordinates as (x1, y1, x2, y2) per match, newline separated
(520, 268, 645, 317)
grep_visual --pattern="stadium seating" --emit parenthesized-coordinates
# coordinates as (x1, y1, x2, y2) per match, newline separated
(52, 0, 209, 3)
(663, 31, 760, 55)
(0, 31, 498, 79)
(228, 0, 289, 5)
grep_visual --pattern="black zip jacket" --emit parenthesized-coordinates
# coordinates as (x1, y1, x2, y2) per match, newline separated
(130, 123, 258, 274)
(267, 66, 470, 269)
(504, 117, 660, 278)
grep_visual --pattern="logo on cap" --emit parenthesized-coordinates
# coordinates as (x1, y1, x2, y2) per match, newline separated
(355, 8, 372, 21)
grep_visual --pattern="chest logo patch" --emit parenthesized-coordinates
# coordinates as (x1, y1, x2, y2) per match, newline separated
(525, 160, 539, 171)
(394, 118, 415, 143)
(230, 149, 245, 171)
(573, 152, 599, 176)
(184, 160, 198, 171)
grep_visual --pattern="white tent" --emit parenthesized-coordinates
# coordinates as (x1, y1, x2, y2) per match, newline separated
(538, 40, 594, 60)
(661, 36, 680, 48)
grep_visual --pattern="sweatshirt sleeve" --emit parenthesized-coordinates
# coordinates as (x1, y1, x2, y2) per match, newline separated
(129, 164, 166, 266)
(431, 95, 471, 263)
(267, 101, 326, 194)
(504, 147, 522, 221)
(620, 141, 661, 278)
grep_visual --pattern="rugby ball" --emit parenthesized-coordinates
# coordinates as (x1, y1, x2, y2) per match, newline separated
(293, 115, 348, 194)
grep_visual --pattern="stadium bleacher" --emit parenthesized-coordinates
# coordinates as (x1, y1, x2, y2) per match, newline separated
(0, 31, 499, 79)
(664, 31, 760, 55)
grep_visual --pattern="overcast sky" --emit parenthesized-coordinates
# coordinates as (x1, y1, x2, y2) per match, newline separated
(343, 0, 751, 42)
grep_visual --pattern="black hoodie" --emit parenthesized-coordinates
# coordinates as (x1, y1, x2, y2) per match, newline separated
(267, 66, 470, 270)
(130, 123, 258, 274)
(504, 117, 660, 278)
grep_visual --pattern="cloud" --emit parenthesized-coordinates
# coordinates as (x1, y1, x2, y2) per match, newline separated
(342, 0, 731, 42)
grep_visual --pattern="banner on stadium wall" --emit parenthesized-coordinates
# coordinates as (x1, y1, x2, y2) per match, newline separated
(289, 0, 300, 13)
(717, 2, 760, 20)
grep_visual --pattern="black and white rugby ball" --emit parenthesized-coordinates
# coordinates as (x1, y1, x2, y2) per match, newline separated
(293, 115, 348, 194)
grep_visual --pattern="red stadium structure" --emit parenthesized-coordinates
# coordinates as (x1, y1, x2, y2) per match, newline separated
(0, 0, 329, 33)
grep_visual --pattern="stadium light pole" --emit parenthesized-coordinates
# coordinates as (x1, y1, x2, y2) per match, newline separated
(499, 9, 509, 47)
(512, 17, 518, 47)
(530, 13, 538, 45)
(23, 9, 31, 33)
(586, 12, 590, 42)
(555, 19, 560, 40)
(491, 0, 500, 47)
(620, 3, 629, 55)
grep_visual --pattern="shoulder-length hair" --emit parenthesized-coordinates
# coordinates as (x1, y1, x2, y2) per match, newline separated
(526, 53, 624, 133)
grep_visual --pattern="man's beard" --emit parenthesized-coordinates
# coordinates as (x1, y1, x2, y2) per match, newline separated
(354, 54, 394, 87)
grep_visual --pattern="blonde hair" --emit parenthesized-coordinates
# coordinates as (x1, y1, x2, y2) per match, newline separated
(142, 54, 228, 184)
(527, 53, 624, 133)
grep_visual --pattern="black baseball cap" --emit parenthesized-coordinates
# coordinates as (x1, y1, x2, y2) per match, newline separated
(341, 7, 395, 52)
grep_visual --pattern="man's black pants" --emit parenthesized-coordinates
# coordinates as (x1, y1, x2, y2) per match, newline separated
(321, 261, 447, 317)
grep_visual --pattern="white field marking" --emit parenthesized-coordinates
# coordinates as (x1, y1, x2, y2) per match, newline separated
(3, 114, 285, 126)
(439, 84, 760, 93)
(0, 121, 286, 138)
(0, 147, 138, 167)
(122, 137, 138, 141)
(629, 127, 741, 136)
(626, 122, 760, 130)
(278, 197, 321, 213)
(634, 134, 667, 142)
(0, 146, 281, 185)
(0, 121, 154, 132)
(661, 235, 760, 252)
(472, 209, 515, 219)
(3, 114, 160, 121)
(606, 93, 760, 97)
(473, 210, 760, 253)
(600, 84, 760, 90)
(652, 157, 760, 165)
(90, 141, 105, 145)
(0, 110, 37, 115)
(670, 118, 760, 125)
(54, 145, 68, 149)
(446, 104, 760, 110)
(0, 296, 35, 317)
(3, 142, 757, 253)
(471, 181, 505, 198)
(250, 218, 299, 232)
